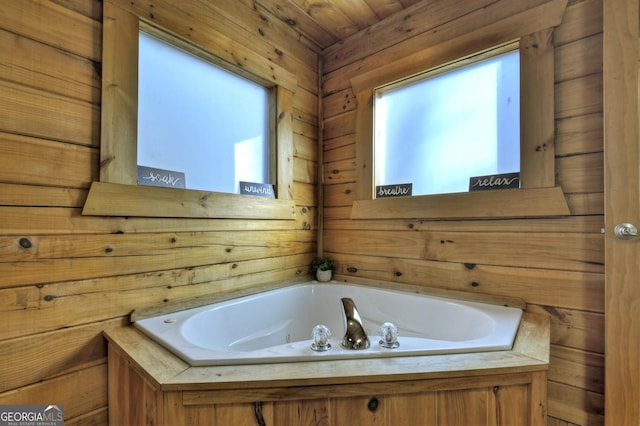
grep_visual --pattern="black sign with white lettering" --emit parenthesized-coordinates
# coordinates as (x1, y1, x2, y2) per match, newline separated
(137, 166, 186, 188)
(239, 181, 275, 198)
(376, 183, 412, 198)
(469, 172, 520, 191)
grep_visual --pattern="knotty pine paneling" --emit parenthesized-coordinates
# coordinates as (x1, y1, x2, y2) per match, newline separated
(0, 80, 100, 146)
(0, 133, 98, 187)
(0, 28, 101, 104)
(0, 0, 319, 423)
(549, 345, 604, 394)
(0, 184, 87, 208)
(529, 305, 604, 353)
(321, 0, 604, 424)
(0, 230, 315, 288)
(555, 74, 603, 119)
(0, 206, 315, 235)
(555, 0, 602, 44)
(324, 229, 603, 272)
(0, 1, 101, 61)
(0, 318, 123, 393)
(556, 113, 603, 156)
(0, 364, 107, 421)
(555, 34, 603, 82)
(556, 152, 604, 194)
(0, 1, 607, 425)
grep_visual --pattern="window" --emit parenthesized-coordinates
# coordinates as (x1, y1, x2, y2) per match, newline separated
(137, 31, 273, 194)
(349, 13, 570, 219)
(84, 2, 297, 219)
(374, 46, 520, 196)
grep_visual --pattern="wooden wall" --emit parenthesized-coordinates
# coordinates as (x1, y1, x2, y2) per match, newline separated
(321, 0, 604, 425)
(0, 0, 318, 424)
(0, 0, 604, 425)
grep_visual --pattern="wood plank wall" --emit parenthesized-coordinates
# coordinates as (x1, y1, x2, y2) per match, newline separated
(0, 0, 604, 425)
(0, 0, 319, 423)
(321, 0, 604, 425)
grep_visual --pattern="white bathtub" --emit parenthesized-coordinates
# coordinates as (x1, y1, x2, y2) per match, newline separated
(133, 282, 523, 366)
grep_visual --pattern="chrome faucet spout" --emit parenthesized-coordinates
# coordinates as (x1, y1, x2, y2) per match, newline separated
(341, 297, 370, 350)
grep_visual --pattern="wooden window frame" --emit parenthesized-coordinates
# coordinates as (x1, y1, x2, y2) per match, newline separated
(83, 0, 297, 219)
(350, 0, 570, 220)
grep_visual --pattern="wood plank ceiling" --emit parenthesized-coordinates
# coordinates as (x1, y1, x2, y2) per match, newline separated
(254, 0, 424, 49)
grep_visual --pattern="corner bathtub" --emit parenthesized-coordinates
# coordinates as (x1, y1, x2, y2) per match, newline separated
(133, 282, 523, 366)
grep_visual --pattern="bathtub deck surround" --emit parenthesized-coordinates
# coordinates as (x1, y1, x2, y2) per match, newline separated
(106, 279, 548, 425)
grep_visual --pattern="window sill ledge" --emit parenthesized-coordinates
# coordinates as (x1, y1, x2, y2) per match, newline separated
(350, 186, 570, 220)
(82, 182, 297, 220)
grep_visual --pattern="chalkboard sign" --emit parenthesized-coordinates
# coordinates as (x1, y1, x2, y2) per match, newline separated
(469, 172, 520, 191)
(376, 183, 412, 198)
(137, 166, 186, 188)
(239, 181, 275, 198)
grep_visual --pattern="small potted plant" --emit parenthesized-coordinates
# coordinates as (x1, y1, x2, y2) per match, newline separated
(311, 256, 336, 282)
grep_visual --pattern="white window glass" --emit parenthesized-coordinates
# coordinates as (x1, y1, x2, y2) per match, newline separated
(374, 48, 520, 196)
(137, 31, 271, 193)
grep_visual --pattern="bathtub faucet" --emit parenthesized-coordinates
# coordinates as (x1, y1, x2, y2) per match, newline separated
(341, 298, 370, 350)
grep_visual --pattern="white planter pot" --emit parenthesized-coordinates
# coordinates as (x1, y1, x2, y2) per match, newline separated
(315, 269, 332, 282)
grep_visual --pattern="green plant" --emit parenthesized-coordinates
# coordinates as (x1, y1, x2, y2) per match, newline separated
(311, 256, 336, 273)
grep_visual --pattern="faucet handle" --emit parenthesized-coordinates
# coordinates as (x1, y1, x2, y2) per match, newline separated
(311, 324, 332, 352)
(379, 322, 400, 348)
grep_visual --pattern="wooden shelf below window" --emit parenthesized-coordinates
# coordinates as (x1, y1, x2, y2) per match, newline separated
(350, 186, 570, 220)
